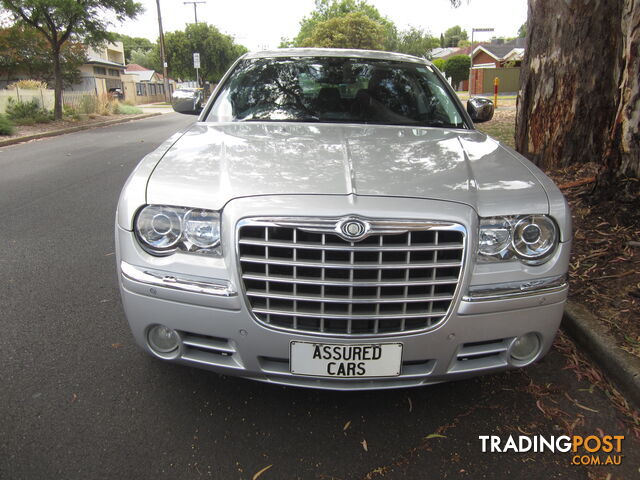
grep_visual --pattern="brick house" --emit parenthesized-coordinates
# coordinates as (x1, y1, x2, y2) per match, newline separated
(470, 38, 526, 94)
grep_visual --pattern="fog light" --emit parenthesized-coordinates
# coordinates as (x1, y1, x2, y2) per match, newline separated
(510, 333, 540, 362)
(148, 325, 179, 353)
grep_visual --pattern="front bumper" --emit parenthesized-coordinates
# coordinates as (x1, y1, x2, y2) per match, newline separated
(116, 195, 570, 390)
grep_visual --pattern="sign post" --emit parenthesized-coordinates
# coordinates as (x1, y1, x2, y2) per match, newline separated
(494, 77, 500, 108)
(193, 52, 201, 87)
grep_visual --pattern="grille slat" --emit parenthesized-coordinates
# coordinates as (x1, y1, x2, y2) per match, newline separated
(238, 218, 465, 336)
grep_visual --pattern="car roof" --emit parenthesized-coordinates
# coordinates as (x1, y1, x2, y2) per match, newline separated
(243, 48, 430, 65)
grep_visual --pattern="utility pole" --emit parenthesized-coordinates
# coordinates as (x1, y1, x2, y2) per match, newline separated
(184, 1, 206, 24)
(155, 0, 171, 102)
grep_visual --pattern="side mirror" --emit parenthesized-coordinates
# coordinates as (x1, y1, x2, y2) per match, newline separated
(171, 90, 203, 115)
(467, 97, 494, 123)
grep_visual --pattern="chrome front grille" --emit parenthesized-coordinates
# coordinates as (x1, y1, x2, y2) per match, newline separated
(237, 217, 465, 336)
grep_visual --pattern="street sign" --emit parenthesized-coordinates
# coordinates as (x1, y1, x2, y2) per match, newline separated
(193, 52, 200, 69)
(472, 28, 495, 32)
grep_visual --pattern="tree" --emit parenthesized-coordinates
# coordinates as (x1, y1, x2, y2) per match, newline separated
(129, 47, 158, 70)
(0, 0, 142, 119)
(163, 23, 247, 84)
(443, 54, 470, 88)
(292, 0, 397, 51)
(514, 0, 639, 200)
(0, 25, 86, 86)
(394, 26, 439, 58)
(442, 25, 468, 47)
(432, 58, 446, 72)
(114, 33, 154, 62)
(517, 22, 527, 38)
(301, 11, 385, 50)
(439, 33, 444, 48)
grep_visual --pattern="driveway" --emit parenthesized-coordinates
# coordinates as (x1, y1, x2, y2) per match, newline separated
(0, 114, 636, 479)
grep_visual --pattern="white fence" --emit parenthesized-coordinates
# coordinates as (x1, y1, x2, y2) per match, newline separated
(0, 88, 97, 114)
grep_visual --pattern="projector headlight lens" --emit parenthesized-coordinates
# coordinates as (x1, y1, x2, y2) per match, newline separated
(478, 215, 559, 265)
(135, 205, 221, 256)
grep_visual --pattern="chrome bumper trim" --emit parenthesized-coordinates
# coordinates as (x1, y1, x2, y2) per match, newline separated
(120, 261, 237, 297)
(463, 276, 567, 302)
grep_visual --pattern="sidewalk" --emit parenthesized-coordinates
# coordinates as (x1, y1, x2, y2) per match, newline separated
(135, 102, 174, 114)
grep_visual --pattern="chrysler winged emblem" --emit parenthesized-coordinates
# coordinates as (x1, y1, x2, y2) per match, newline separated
(337, 218, 369, 241)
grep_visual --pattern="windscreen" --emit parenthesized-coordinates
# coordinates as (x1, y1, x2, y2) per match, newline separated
(207, 56, 466, 128)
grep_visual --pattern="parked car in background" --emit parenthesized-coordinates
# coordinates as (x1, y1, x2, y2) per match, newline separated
(171, 87, 204, 114)
(116, 48, 571, 390)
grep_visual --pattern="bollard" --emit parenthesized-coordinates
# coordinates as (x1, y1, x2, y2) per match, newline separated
(493, 77, 499, 108)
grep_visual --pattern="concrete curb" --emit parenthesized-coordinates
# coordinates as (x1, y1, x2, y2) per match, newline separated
(0, 112, 162, 148)
(562, 300, 640, 408)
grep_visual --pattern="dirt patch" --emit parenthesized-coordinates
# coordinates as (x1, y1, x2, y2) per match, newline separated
(478, 108, 640, 361)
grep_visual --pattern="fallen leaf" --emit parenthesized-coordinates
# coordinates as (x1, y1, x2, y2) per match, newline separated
(111, 343, 122, 349)
(343, 420, 351, 432)
(252, 464, 272, 480)
(424, 433, 447, 440)
(361, 439, 368, 452)
(70, 393, 77, 403)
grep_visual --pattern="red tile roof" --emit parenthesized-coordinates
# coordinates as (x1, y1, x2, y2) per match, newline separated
(125, 63, 151, 71)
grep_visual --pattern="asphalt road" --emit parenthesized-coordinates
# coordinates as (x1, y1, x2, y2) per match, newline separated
(1, 114, 637, 480)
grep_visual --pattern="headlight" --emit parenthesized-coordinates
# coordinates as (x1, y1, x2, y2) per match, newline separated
(478, 215, 558, 265)
(135, 205, 221, 256)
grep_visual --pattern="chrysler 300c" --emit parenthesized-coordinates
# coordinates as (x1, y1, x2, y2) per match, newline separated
(116, 49, 571, 390)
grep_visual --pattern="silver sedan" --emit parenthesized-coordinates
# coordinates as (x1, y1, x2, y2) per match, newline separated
(116, 48, 571, 390)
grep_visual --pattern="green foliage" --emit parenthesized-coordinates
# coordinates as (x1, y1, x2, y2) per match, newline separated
(301, 11, 385, 50)
(432, 58, 446, 71)
(443, 54, 471, 86)
(5, 98, 53, 125)
(394, 27, 438, 58)
(293, 0, 397, 50)
(63, 105, 81, 120)
(163, 23, 247, 84)
(518, 22, 527, 38)
(116, 103, 143, 114)
(113, 33, 155, 62)
(129, 48, 159, 70)
(0, 25, 86, 87)
(0, 114, 15, 136)
(442, 25, 468, 47)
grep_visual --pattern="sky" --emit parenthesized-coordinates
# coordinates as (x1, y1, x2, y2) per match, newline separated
(119, 0, 528, 51)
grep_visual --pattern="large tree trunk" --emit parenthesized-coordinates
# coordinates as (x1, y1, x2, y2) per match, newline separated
(515, 0, 639, 194)
(599, 0, 640, 197)
(52, 44, 63, 120)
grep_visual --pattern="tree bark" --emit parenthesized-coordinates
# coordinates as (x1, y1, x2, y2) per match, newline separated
(52, 44, 63, 120)
(599, 0, 640, 197)
(515, 0, 625, 172)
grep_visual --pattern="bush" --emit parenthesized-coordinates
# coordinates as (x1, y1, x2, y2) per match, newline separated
(6, 79, 48, 90)
(78, 95, 98, 114)
(116, 103, 142, 114)
(63, 105, 81, 120)
(0, 114, 15, 135)
(96, 94, 117, 115)
(5, 98, 53, 125)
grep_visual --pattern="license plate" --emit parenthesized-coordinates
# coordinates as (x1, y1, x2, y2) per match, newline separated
(290, 341, 403, 378)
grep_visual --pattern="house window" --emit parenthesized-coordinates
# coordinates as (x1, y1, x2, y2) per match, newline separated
(135, 83, 147, 96)
(158, 84, 164, 95)
(149, 84, 156, 95)
(93, 66, 107, 76)
(108, 69, 120, 77)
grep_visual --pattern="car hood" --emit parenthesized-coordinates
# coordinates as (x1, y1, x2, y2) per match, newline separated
(146, 122, 549, 216)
